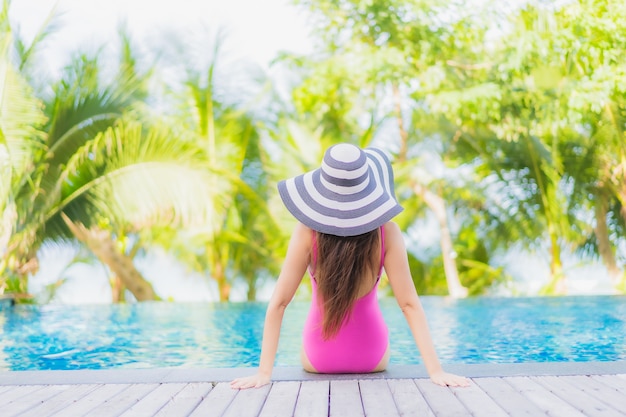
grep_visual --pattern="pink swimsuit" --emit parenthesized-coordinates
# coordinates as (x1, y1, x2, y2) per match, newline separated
(303, 227, 388, 373)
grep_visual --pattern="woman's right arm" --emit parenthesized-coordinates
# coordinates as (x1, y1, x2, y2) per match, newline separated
(383, 222, 469, 387)
(230, 222, 311, 389)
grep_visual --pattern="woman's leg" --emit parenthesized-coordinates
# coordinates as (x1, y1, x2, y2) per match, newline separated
(372, 344, 390, 372)
(301, 347, 319, 373)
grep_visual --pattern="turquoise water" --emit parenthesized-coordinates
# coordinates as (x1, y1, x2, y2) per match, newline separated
(0, 296, 625, 371)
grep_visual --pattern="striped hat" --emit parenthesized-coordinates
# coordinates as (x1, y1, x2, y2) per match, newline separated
(277, 143, 403, 236)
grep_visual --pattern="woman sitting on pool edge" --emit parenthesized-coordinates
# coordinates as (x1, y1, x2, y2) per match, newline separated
(231, 143, 470, 389)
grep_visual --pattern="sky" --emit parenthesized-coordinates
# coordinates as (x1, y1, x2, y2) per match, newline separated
(10, 0, 314, 73)
(9, 0, 313, 304)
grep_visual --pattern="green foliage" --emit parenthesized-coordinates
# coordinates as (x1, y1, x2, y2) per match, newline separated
(290, 0, 626, 295)
(4, 0, 626, 301)
(454, 224, 510, 295)
(0, 6, 49, 292)
(407, 251, 448, 296)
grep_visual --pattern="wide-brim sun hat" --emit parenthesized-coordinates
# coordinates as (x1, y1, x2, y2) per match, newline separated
(277, 143, 404, 236)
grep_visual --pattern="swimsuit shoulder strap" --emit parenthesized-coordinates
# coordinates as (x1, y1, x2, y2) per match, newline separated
(377, 225, 385, 279)
(310, 230, 318, 277)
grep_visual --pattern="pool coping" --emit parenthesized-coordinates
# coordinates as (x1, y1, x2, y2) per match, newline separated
(1, 361, 625, 386)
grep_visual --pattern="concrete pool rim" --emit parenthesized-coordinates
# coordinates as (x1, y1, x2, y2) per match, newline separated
(1, 361, 625, 386)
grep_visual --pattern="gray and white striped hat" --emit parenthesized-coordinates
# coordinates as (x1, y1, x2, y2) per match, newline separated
(277, 143, 403, 236)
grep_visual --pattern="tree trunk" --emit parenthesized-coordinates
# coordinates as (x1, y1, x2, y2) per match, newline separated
(110, 275, 126, 302)
(392, 84, 408, 161)
(0, 205, 17, 289)
(213, 260, 231, 302)
(411, 182, 468, 298)
(594, 193, 623, 290)
(0, 205, 16, 261)
(614, 161, 626, 291)
(392, 83, 468, 298)
(246, 273, 257, 301)
(550, 233, 566, 294)
(62, 214, 158, 302)
(540, 230, 566, 295)
(393, 83, 466, 298)
(618, 181, 626, 233)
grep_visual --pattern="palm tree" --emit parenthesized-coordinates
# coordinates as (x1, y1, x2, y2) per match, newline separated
(487, 2, 626, 293)
(30, 33, 156, 301)
(53, 119, 219, 300)
(431, 4, 580, 295)
(0, 7, 48, 297)
(1, 7, 219, 302)
(151, 31, 282, 301)
(229, 137, 283, 300)
(565, 103, 626, 293)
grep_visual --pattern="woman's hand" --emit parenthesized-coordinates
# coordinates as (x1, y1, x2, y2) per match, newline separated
(429, 371, 470, 387)
(230, 373, 271, 389)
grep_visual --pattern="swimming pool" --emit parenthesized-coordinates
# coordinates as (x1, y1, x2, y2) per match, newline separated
(0, 296, 624, 371)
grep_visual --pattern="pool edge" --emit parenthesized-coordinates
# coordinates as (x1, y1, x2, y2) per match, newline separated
(1, 361, 625, 385)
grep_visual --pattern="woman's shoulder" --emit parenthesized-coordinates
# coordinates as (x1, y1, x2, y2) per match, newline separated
(383, 221, 405, 248)
(294, 221, 313, 236)
(292, 222, 314, 248)
(383, 221, 402, 236)
(283, 222, 313, 259)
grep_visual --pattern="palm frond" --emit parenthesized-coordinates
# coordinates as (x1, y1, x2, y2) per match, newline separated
(0, 32, 47, 201)
(14, 1, 60, 71)
(45, 52, 141, 147)
(39, 39, 154, 205)
(45, 120, 225, 235)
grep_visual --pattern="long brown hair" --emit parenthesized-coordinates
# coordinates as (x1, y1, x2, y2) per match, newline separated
(313, 228, 380, 339)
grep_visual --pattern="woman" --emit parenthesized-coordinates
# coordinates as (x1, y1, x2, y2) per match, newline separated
(231, 143, 469, 388)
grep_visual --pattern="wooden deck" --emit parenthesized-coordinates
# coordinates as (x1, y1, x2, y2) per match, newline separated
(1, 374, 626, 416)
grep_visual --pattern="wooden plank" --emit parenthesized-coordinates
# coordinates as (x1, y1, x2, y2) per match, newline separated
(565, 375, 626, 412)
(593, 375, 626, 393)
(48, 384, 130, 416)
(190, 382, 237, 417)
(414, 379, 470, 417)
(359, 379, 400, 417)
(474, 377, 545, 417)
(450, 380, 508, 417)
(293, 380, 329, 417)
(119, 383, 187, 416)
(2, 372, 624, 417)
(222, 383, 271, 417)
(387, 379, 434, 417)
(532, 375, 624, 417)
(0, 384, 71, 416)
(504, 376, 586, 417)
(259, 381, 300, 417)
(19, 384, 99, 417)
(87, 383, 161, 417)
(0, 385, 47, 406)
(155, 383, 213, 417)
(329, 380, 364, 417)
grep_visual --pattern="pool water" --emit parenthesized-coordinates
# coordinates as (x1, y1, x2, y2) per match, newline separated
(0, 296, 625, 371)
